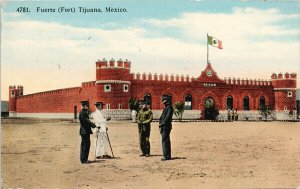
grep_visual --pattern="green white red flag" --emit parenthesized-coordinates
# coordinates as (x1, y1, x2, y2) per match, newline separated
(207, 35, 223, 49)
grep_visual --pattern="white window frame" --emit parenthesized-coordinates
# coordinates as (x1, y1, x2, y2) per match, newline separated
(287, 91, 292, 97)
(106, 104, 111, 110)
(284, 106, 288, 111)
(123, 84, 129, 92)
(11, 91, 15, 97)
(104, 84, 111, 92)
(118, 104, 122, 109)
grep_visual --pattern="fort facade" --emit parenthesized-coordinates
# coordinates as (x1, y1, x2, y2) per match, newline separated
(9, 58, 297, 120)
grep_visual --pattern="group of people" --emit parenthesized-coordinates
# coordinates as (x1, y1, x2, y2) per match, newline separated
(79, 101, 112, 164)
(136, 96, 174, 161)
(78, 96, 174, 164)
(227, 109, 238, 121)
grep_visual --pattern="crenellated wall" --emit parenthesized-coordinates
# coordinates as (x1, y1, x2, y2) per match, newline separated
(8, 57, 297, 120)
(223, 77, 272, 86)
(131, 72, 193, 82)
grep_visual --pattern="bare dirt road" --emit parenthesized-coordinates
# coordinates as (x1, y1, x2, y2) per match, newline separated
(2, 118, 300, 189)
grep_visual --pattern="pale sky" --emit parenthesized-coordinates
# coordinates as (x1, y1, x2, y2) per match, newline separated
(1, 0, 300, 100)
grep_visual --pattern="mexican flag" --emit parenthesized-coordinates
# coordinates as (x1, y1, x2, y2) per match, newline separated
(208, 35, 223, 49)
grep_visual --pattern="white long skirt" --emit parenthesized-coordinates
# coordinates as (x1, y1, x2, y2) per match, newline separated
(95, 132, 110, 157)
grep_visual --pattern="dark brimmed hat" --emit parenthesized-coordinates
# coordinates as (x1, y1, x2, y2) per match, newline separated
(94, 102, 105, 106)
(81, 101, 89, 106)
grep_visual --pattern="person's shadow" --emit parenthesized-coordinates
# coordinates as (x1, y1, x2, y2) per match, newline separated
(170, 157, 187, 160)
(147, 155, 187, 160)
(92, 157, 121, 163)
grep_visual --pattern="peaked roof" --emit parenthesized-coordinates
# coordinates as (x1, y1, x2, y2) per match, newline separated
(195, 63, 225, 83)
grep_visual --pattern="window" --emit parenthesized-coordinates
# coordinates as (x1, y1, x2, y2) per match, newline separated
(123, 85, 129, 92)
(106, 104, 111, 110)
(20, 92, 23, 96)
(185, 94, 192, 110)
(284, 106, 288, 111)
(118, 104, 122, 109)
(287, 92, 292, 97)
(260, 96, 265, 108)
(243, 96, 250, 111)
(11, 91, 15, 97)
(104, 84, 111, 92)
(226, 96, 233, 110)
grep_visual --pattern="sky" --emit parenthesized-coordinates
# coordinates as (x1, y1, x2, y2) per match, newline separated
(1, 0, 300, 101)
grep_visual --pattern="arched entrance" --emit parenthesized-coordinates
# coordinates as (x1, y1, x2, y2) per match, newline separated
(204, 97, 216, 120)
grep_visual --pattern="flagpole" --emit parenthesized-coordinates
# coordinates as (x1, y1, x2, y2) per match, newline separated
(207, 33, 209, 64)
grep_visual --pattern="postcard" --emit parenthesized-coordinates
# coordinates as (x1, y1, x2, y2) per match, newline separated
(1, 0, 300, 188)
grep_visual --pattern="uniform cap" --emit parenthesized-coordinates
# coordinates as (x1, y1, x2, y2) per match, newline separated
(94, 102, 105, 106)
(81, 101, 89, 106)
(162, 96, 171, 102)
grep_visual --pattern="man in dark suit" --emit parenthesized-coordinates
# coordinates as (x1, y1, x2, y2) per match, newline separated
(79, 101, 97, 164)
(159, 96, 174, 161)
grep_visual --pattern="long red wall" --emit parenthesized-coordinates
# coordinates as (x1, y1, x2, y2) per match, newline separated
(16, 84, 98, 113)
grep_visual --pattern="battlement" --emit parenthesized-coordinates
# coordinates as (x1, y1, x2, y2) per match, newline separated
(81, 81, 96, 88)
(9, 85, 23, 90)
(131, 72, 193, 82)
(96, 58, 131, 69)
(271, 72, 297, 89)
(223, 77, 272, 86)
(271, 72, 297, 80)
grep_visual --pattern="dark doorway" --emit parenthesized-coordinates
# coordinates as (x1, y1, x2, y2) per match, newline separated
(74, 106, 77, 119)
(226, 96, 233, 110)
(185, 94, 192, 110)
(204, 97, 216, 120)
(259, 96, 265, 108)
(243, 96, 250, 110)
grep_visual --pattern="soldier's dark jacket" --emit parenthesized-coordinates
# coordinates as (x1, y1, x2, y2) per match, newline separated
(79, 109, 96, 135)
(159, 104, 174, 129)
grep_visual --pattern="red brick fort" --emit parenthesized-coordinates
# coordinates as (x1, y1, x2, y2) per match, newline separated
(9, 58, 297, 120)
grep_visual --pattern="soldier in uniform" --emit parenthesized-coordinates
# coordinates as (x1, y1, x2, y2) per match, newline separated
(159, 96, 174, 161)
(79, 101, 97, 164)
(136, 101, 153, 157)
(234, 109, 239, 121)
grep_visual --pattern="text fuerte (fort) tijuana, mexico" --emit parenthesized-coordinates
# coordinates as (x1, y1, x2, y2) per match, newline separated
(16, 6, 128, 13)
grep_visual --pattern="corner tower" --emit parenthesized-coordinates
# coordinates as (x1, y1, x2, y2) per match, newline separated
(271, 72, 297, 111)
(95, 58, 131, 109)
(8, 85, 23, 116)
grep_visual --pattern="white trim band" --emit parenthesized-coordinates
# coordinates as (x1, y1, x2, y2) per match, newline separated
(96, 80, 131, 84)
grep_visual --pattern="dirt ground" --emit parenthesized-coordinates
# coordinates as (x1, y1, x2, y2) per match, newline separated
(1, 118, 300, 189)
